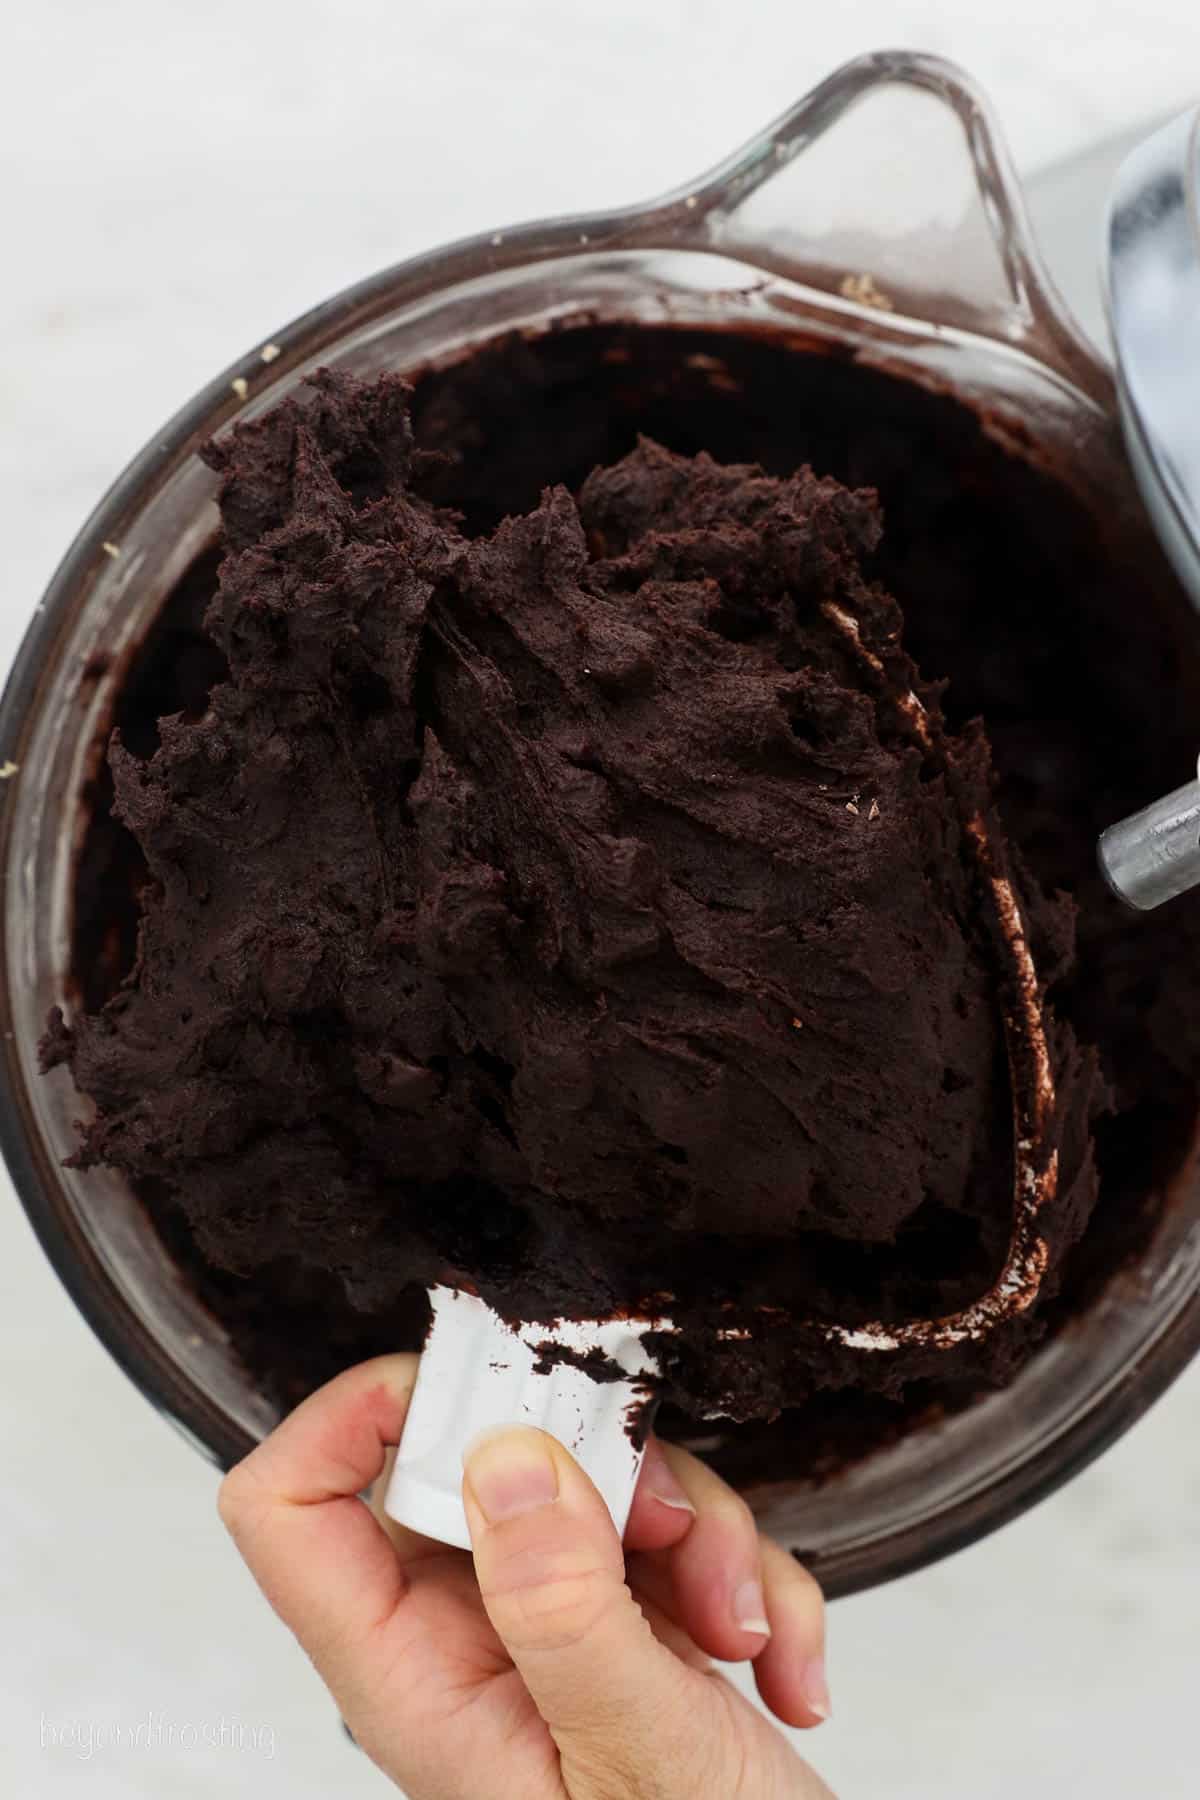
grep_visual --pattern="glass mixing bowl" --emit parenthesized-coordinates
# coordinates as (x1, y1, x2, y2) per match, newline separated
(4, 51, 1199, 1598)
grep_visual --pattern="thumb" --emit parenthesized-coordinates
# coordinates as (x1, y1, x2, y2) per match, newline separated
(463, 1425, 700, 1779)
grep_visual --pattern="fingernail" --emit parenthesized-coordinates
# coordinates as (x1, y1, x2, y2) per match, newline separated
(732, 1578, 772, 1638)
(803, 1656, 832, 1722)
(653, 1488, 697, 1515)
(642, 1442, 696, 1515)
(463, 1426, 560, 1524)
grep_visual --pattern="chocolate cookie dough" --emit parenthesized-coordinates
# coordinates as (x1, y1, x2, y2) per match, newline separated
(44, 367, 1109, 1420)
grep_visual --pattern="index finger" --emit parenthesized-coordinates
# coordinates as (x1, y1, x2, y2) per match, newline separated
(217, 1353, 431, 1657)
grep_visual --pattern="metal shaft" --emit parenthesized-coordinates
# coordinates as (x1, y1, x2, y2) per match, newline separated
(1098, 773, 1200, 910)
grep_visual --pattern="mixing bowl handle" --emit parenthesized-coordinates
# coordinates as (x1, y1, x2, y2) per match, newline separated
(616, 50, 1107, 402)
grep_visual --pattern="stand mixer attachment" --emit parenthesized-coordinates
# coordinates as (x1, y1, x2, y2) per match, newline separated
(386, 595, 1064, 1551)
(1097, 107, 1200, 910)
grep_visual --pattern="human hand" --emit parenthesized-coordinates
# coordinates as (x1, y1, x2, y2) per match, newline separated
(218, 1354, 837, 1799)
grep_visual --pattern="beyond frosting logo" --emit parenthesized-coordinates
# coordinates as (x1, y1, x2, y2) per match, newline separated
(39, 1711, 277, 1761)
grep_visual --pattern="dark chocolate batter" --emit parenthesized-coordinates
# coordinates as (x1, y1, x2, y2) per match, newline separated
(45, 325, 1200, 1485)
(44, 362, 1114, 1422)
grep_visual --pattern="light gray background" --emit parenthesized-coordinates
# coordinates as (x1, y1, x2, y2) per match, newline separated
(4, 4, 1200, 1795)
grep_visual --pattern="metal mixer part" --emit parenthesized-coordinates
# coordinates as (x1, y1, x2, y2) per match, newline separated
(1097, 105, 1200, 909)
(1098, 763, 1200, 910)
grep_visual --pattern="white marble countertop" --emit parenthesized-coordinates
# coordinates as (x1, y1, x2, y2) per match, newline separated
(4, 5, 1200, 1796)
